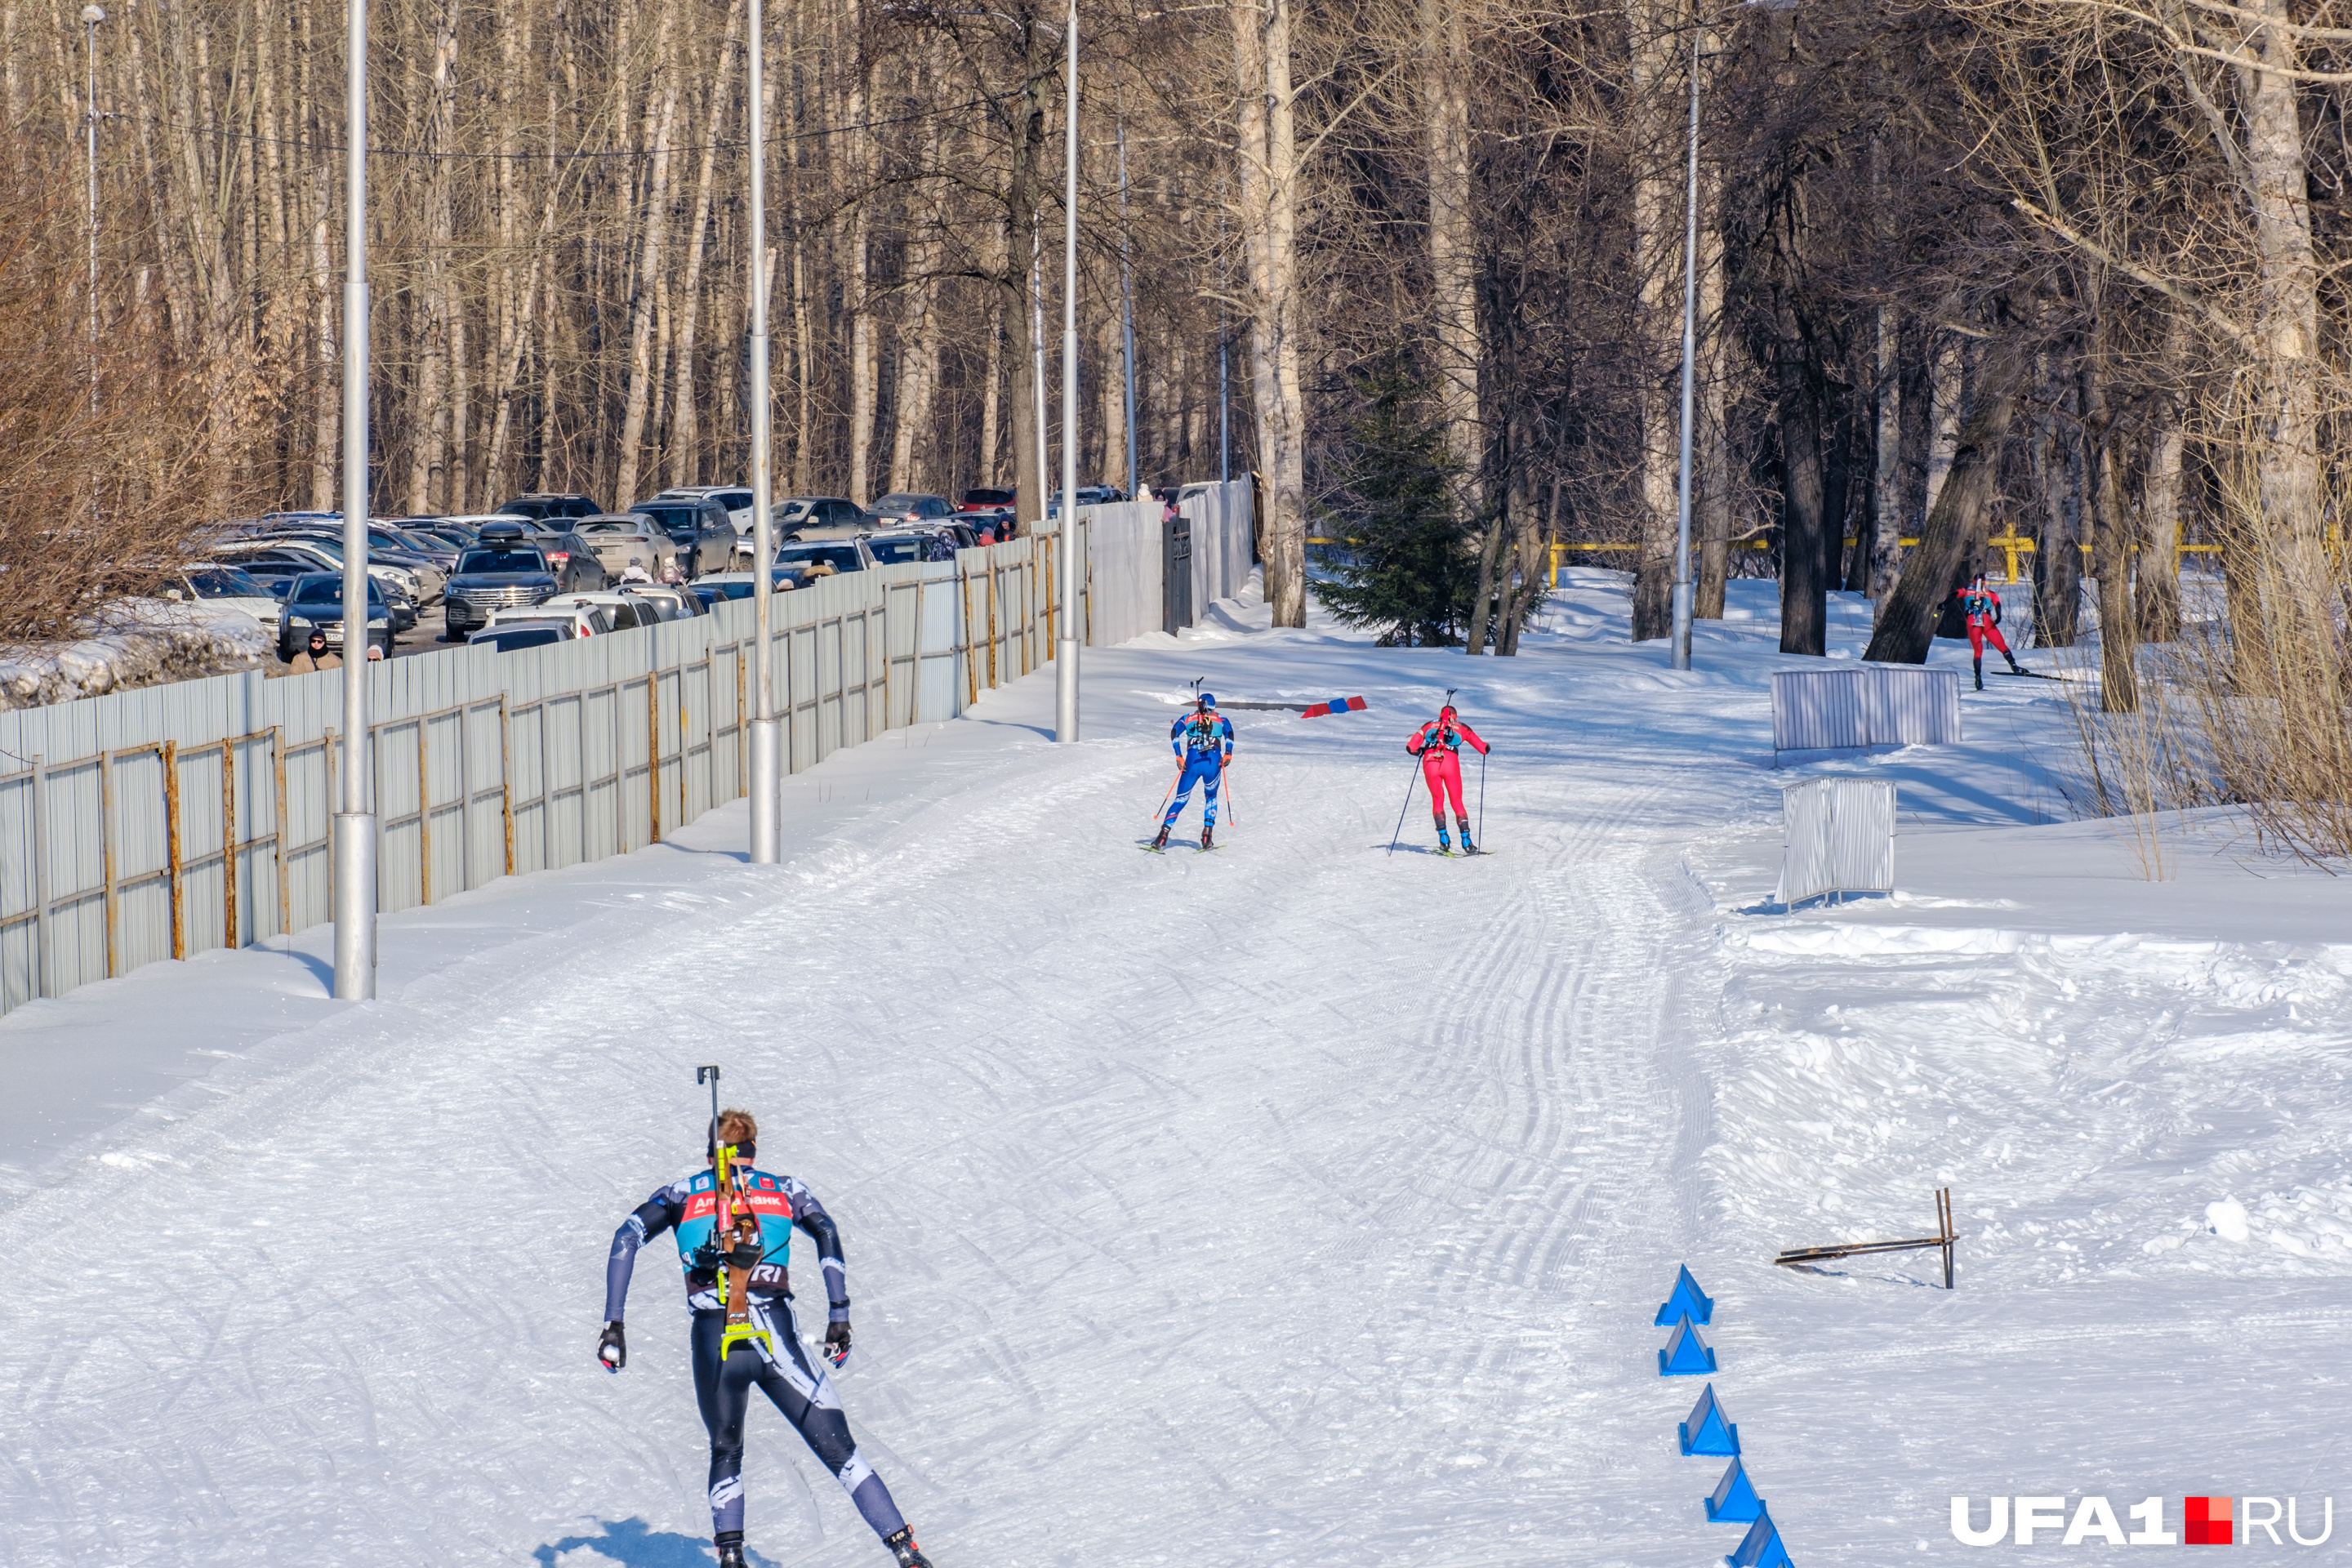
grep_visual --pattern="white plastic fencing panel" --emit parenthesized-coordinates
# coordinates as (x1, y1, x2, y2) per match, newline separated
(1078, 502, 1164, 648)
(1775, 777, 1897, 905)
(1181, 479, 1256, 612)
(1771, 666, 1962, 751)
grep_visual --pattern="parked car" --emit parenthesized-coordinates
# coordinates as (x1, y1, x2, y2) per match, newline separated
(862, 492, 957, 528)
(277, 572, 395, 660)
(216, 534, 422, 622)
(506, 520, 608, 593)
(627, 495, 737, 577)
(774, 539, 876, 575)
(468, 624, 571, 653)
(861, 532, 959, 566)
(1044, 485, 1125, 519)
(443, 525, 564, 636)
(614, 584, 706, 620)
(490, 602, 611, 639)
(959, 487, 1015, 521)
(496, 492, 603, 522)
(574, 514, 683, 582)
(163, 565, 283, 639)
(773, 496, 866, 537)
(690, 567, 807, 607)
(541, 590, 680, 631)
(658, 484, 757, 532)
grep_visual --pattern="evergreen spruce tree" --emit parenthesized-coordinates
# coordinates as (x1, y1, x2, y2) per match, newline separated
(1312, 359, 1478, 646)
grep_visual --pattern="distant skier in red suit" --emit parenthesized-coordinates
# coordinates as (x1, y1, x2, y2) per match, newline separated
(1406, 704, 1489, 853)
(1957, 573, 2022, 690)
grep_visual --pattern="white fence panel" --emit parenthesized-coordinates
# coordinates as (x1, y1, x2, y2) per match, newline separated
(1181, 479, 1256, 611)
(1772, 666, 1961, 752)
(1775, 777, 1896, 906)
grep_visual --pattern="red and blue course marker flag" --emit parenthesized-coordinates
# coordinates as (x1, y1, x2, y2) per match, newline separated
(1299, 697, 1369, 719)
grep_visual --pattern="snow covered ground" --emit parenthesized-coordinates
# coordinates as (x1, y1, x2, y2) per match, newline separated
(2, 569, 2346, 1566)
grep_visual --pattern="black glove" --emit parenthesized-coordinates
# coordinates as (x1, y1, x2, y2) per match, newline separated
(824, 1318, 852, 1367)
(597, 1320, 626, 1373)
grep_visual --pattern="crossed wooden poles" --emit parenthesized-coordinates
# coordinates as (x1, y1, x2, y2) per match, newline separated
(1774, 1187, 1957, 1290)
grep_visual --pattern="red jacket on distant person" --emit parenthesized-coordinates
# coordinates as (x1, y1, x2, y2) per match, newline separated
(1407, 709, 1487, 822)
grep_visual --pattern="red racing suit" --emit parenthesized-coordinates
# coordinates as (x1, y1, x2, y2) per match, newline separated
(1406, 716, 1488, 822)
(1957, 582, 2011, 660)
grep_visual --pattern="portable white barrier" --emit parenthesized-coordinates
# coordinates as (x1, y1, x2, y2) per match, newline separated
(1771, 666, 1961, 754)
(1774, 777, 1896, 906)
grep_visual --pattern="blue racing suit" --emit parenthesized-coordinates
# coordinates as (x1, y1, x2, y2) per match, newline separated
(1162, 709, 1235, 828)
(607, 1167, 906, 1548)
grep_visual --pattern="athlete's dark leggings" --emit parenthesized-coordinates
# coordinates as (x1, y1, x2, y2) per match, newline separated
(690, 1302, 906, 1544)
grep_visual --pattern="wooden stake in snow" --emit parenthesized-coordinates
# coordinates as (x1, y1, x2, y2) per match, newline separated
(1775, 1187, 1957, 1289)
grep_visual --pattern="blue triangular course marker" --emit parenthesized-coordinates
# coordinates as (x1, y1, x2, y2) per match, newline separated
(1658, 1313, 1718, 1376)
(1655, 1263, 1715, 1327)
(1725, 1507, 1793, 1568)
(1705, 1459, 1766, 1524)
(1679, 1383, 1740, 1456)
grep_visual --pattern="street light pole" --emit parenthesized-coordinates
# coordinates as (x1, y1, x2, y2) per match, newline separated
(1054, 0, 1080, 742)
(332, 0, 376, 1000)
(746, 0, 781, 863)
(1669, 28, 1700, 672)
(81, 6, 103, 421)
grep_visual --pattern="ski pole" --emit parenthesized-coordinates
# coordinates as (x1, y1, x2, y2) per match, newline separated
(1478, 749, 1487, 846)
(1385, 757, 1420, 856)
(1147, 765, 1180, 834)
(1221, 763, 1236, 829)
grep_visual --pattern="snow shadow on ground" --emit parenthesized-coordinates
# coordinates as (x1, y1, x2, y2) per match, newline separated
(533, 1517, 759, 1566)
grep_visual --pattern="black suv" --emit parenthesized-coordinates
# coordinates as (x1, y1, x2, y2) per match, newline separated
(495, 492, 602, 523)
(443, 522, 564, 637)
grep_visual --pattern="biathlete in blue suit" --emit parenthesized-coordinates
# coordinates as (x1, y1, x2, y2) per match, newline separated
(1152, 692, 1234, 851)
(599, 1107, 935, 1568)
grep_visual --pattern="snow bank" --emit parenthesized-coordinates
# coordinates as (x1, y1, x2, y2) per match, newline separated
(0, 600, 269, 711)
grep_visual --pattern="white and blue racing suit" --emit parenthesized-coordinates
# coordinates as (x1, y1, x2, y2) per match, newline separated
(606, 1167, 906, 1548)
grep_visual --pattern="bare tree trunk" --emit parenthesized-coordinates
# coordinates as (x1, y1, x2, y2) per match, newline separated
(1420, 0, 1479, 510)
(405, 0, 458, 513)
(2081, 346, 2138, 711)
(2233, 0, 2323, 587)
(1625, 0, 1680, 642)
(1233, 0, 1307, 627)
(2034, 359, 2085, 648)
(1778, 355, 1829, 657)
(613, 9, 681, 510)
(1695, 164, 1730, 619)
(1867, 305, 1903, 609)
(670, 0, 745, 489)
(2138, 311, 2185, 642)
(1922, 330, 1962, 523)
(1005, 22, 1045, 533)
(844, 1, 875, 504)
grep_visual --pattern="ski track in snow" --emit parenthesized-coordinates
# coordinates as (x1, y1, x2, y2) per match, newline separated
(2, 572, 2348, 1567)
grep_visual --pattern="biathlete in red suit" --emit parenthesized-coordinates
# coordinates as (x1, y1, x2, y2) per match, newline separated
(1405, 705, 1489, 853)
(1957, 573, 2022, 689)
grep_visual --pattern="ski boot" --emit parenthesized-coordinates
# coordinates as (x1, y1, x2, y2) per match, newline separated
(1456, 814, 1476, 855)
(1151, 825, 1170, 851)
(715, 1533, 748, 1568)
(884, 1526, 935, 1568)
(1200, 823, 1214, 851)
(1972, 657, 1984, 692)
(2005, 652, 2024, 677)
(1437, 822, 1452, 853)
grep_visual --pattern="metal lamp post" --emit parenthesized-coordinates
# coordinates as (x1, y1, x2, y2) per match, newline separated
(1053, 0, 1080, 742)
(1669, 29, 1701, 672)
(81, 6, 103, 419)
(332, 0, 376, 999)
(746, 0, 781, 862)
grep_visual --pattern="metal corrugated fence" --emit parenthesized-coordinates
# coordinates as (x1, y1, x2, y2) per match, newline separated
(1774, 777, 1897, 906)
(0, 529, 1109, 1018)
(1771, 666, 1962, 752)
